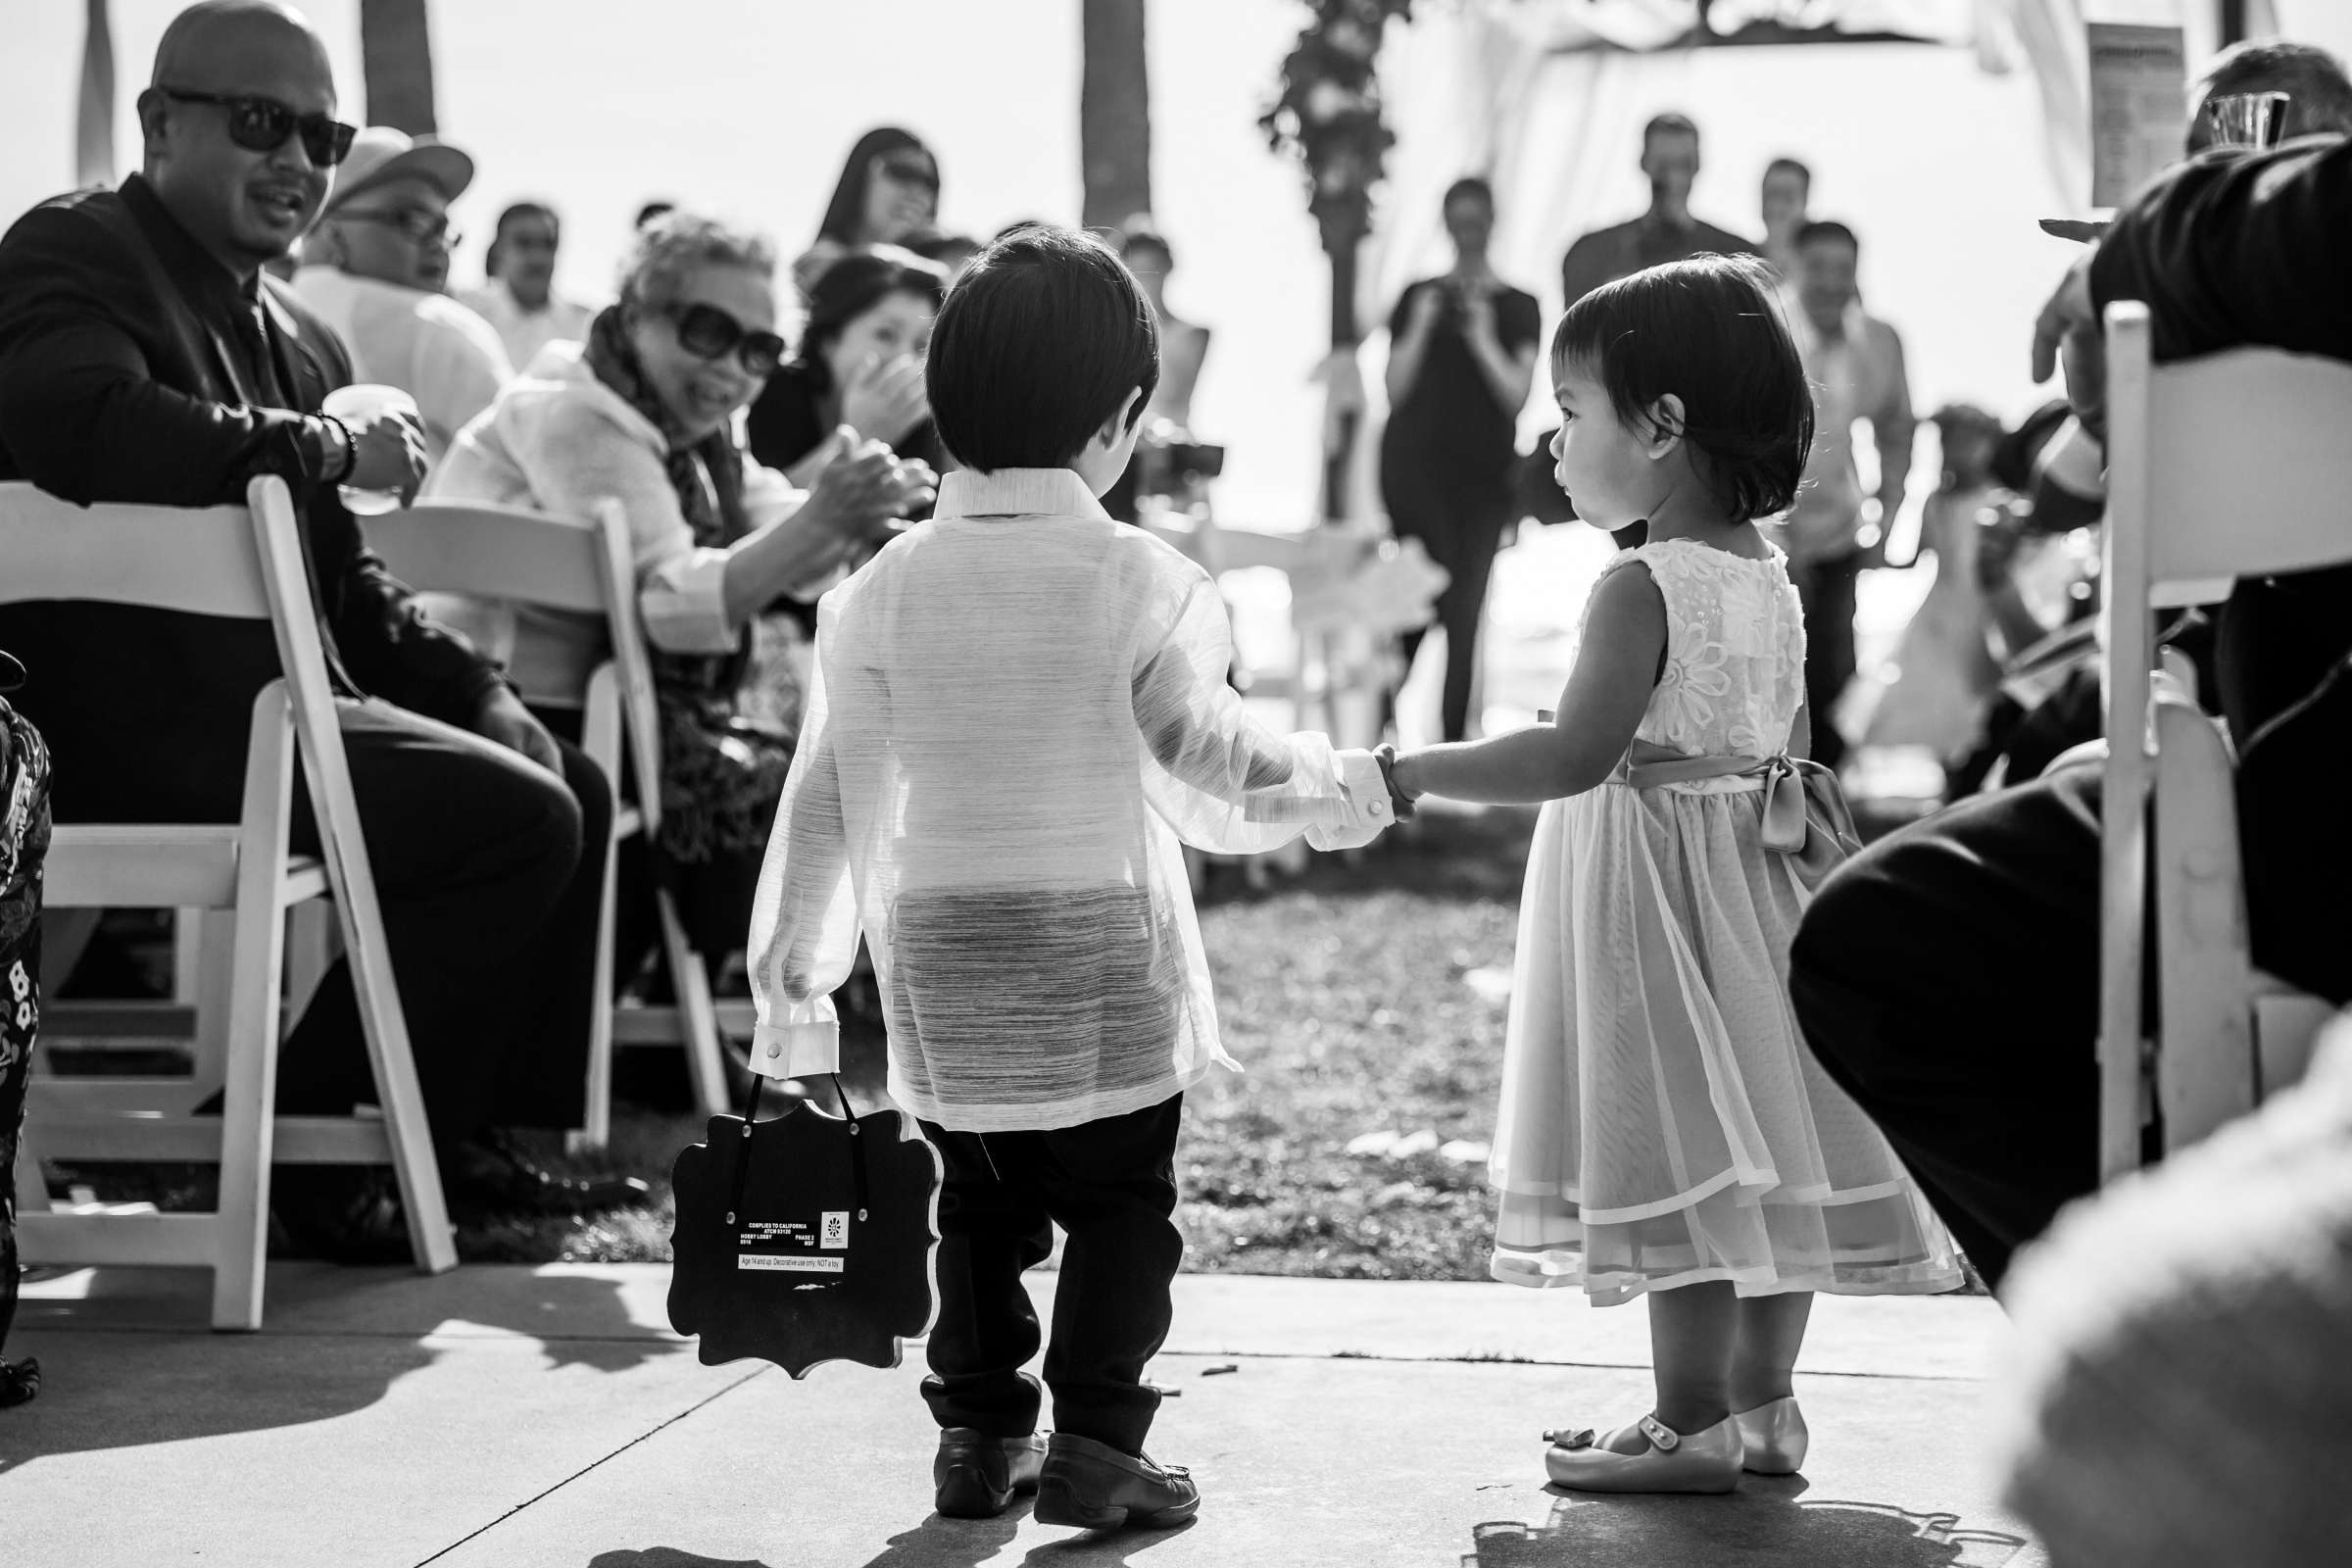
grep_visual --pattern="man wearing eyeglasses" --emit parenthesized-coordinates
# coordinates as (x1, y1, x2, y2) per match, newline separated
(294, 125, 514, 463)
(0, 0, 642, 1250)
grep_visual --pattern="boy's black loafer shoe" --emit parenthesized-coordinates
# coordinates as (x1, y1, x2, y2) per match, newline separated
(933, 1428, 1046, 1518)
(1033, 1433, 1200, 1530)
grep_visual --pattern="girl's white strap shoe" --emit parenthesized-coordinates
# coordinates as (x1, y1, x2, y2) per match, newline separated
(1733, 1396, 1808, 1474)
(1541, 1412, 1743, 1494)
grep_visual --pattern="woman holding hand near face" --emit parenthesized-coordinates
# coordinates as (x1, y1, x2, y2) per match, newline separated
(748, 248, 951, 489)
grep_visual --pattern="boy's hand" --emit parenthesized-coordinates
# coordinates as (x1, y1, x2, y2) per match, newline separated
(1306, 749, 1396, 852)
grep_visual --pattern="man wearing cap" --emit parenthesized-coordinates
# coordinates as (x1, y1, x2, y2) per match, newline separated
(295, 125, 513, 461)
(0, 0, 639, 1251)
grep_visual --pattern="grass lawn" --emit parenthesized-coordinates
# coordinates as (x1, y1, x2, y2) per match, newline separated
(444, 805, 1539, 1279)
(51, 799, 1959, 1286)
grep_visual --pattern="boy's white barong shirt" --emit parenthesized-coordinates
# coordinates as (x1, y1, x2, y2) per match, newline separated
(749, 466, 1363, 1133)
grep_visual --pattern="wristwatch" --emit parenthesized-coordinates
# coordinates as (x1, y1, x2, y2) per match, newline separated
(1373, 743, 1418, 821)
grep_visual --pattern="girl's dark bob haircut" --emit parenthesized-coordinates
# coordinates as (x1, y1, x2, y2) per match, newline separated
(1551, 254, 1814, 523)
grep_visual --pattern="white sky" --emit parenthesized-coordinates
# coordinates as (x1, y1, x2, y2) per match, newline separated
(7, 0, 2330, 523)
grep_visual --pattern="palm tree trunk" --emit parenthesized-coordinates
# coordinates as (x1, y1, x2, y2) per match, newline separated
(76, 0, 115, 188)
(361, 0, 438, 135)
(1079, 0, 1152, 229)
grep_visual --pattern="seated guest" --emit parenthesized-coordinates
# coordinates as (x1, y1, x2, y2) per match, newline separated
(1788, 129, 2352, 1292)
(462, 201, 597, 373)
(2186, 36, 2352, 151)
(0, 0, 636, 1253)
(292, 124, 514, 461)
(1992, 1016, 2352, 1568)
(746, 247, 949, 487)
(793, 126, 940, 297)
(427, 213, 932, 963)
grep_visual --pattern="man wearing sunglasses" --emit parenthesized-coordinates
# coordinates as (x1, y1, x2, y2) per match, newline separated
(295, 125, 514, 461)
(0, 0, 640, 1249)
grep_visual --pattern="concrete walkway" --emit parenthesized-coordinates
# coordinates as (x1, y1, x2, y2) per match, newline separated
(2, 1263, 2043, 1567)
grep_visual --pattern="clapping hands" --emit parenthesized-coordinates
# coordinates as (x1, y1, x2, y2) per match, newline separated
(803, 425, 937, 545)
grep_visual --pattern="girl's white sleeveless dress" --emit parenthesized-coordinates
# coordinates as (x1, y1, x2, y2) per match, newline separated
(1490, 539, 1962, 1304)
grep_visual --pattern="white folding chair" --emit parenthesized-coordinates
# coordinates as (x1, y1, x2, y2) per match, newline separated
(2096, 302, 2352, 1179)
(364, 500, 732, 1146)
(1, 476, 455, 1329)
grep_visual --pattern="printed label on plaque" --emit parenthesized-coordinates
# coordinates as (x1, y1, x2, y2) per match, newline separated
(735, 1216, 849, 1278)
(738, 1253, 845, 1273)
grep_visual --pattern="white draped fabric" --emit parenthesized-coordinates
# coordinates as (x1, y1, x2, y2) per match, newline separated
(1345, 0, 2348, 523)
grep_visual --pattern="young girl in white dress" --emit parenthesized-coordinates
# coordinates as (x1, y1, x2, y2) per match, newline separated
(1384, 256, 1961, 1494)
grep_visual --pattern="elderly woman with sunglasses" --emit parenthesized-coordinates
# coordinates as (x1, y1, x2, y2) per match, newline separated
(429, 212, 932, 961)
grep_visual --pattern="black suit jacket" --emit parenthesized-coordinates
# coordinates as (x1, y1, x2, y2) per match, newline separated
(0, 175, 504, 822)
(2091, 133, 2352, 1001)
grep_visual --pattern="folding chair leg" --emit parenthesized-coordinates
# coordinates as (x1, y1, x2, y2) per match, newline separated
(173, 906, 205, 1004)
(210, 889, 289, 1332)
(212, 690, 299, 1333)
(568, 817, 623, 1155)
(657, 890, 731, 1120)
(190, 911, 234, 1102)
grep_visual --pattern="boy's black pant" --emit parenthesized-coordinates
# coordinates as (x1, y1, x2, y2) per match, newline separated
(917, 1094, 1184, 1456)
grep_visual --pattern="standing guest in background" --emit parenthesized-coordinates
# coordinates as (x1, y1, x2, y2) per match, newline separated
(1381, 177, 1541, 744)
(794, 127, 940, 298)
(293, 124, 513, 461)
(0, 0, 634, 1253)
(1118, 219, 1212, 436)
(464, 201, 596, 373)
(428, 214, 932, 970)
(1760, 156, 1811, 278)
(2185, 37, 2352, 151)
(1777, 220, 1914, 771)
(1560, 114, 1756, 310)
(1101, 217, 1213, 523)
(747, 247, 950, 489)
(910, 231, 983, 282)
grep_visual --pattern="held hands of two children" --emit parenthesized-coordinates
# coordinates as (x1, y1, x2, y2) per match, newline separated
(1305, 748, 1402, 852)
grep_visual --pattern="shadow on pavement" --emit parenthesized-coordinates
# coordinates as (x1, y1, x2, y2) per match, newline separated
(854, 1504, 1196, 1567)
(1463, 1485, 2032, 1567)
(589, 1553, 777, 1568)
(0, 1265, 657, 1471)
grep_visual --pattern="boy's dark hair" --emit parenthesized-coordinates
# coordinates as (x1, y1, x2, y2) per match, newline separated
(1764, 156, 1811, 187)
(1552, 254, 1813, 523)
(1442, 176, 1494, 212)
(928, 225, 1160, 473)
(1795, 219, 1859, 256)
(795, 248, 950, 394)
(634, 200, 676, 231)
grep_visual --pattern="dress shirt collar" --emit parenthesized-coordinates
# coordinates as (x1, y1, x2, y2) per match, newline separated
(119, 172, 263, 318)
(935, 467, 1111, 521)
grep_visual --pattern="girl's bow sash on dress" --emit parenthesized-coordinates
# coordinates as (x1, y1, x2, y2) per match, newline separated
(1611, 739, 1864, 885)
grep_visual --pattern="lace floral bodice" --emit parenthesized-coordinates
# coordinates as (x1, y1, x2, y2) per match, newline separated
(1578, 538, 1807, 761)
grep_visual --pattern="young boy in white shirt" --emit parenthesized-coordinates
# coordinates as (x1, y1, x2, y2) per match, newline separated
(748, 225, 1389, 1530)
